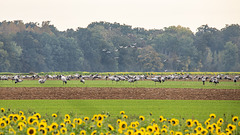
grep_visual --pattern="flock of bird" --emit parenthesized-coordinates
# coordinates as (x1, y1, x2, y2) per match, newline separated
(0, 73, 239, 85)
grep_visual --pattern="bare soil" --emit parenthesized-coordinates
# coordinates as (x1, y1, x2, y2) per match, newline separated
(0, 87, 240, 100)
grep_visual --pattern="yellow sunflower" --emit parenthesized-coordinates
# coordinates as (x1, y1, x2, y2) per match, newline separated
(80, 130, 86, 135)
(139, 116, 145, 121)
(130, 122, 137, 129)
(153, 123, 159, 132)
(153, 132, 161, 135)
(170, 130, 174, 135)
(70, 123, 76, 128)
(238, 121, 240, 126)
(161, 128, 167, 133)
(227, 124, 236, 131)
(20, 115, 26, 121)
(195, 126, 203, 132)
(171, 118, 179, 126)
(175, 131, 183, 135)
(51, 122, 58, 130)
(19, 111, 24, 116)
(38, 128, 47, 135)
(32, 120, 39, 126)
(0, 108, 5, 113)
(39, 122, 47, 128)
(52, 113, 57, 118)
(186, 119, 193, 127)
(159, 116, 164, 122)
(0, 121, 7, 128)
(201, 129, 208, 135)
(117, 119, 121, 124)
(27, 116, 37, 125)
(134, 130, 144, 135)
(126, 130, 134, 135)
(140, 127, 145, 133)
(217, 118, 224, 126)
(18, 122, 26, 131)
(119, 121, 128, 130)
(146, 125, 154, 133)
(84, 117, 89, 121)
(97, 121, 102, 128)
(216, 127, 221, 134)
(70, 132, 75, 135)
(27, 127, 36, 135)
(120, 111, 125, 115)
(34, 113, 41, 120)
(108, 124, 114, 131)
(64, 119, 71, 124)
(210, 113, 216, 119)
(60, 123, 65, 128)
(91, 130, 97, 135)
(232, 116, 238, 123)
(64, 114, 70, 120)
(123, 115, 128, 119)
(97, 114, 104, 121)
(60, 127, 67, 134)
(52, 130, 60, 135)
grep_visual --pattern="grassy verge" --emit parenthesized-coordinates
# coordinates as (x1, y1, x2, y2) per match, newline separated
(1, 100, 239, 122)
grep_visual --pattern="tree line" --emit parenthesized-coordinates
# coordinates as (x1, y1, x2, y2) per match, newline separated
(0, 20, 239, 72)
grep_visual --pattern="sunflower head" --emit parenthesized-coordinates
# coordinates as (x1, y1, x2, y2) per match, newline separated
(139, 116, 145, 121)
(108, 124, 114, 131)
(60, 127, 67, 134)
(84, 117, 89, 121)
(27, 127, 36, 135)
(146, 126, 154, 133)
(123, 115, 128, 119)
(38, 128, 47, 135)
(119, 121, 127, 130)
(52, 113, 57, 118)
(210, 113, 216, 119)
(80, 130, 86, 135)
(65, 114, 70, 120)
(232, 116, 238, 122)
(120, 111, 125, 115)
(186, 119, 193, 127)
(0, 108, 5, 113)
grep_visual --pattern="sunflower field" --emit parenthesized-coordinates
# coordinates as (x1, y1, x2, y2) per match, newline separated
(0, 108, 239, 135)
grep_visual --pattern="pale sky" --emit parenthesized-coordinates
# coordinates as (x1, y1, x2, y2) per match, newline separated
(1, 0, 240, 32)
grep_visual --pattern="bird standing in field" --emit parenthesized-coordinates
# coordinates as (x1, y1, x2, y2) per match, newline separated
(80, 79, 85, 84)
(61, 76, 67, 84)
(39, 78, 47, 84)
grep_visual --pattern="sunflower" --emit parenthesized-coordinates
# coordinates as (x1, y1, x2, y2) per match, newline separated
(27, 127, 36, 135)
(73, 118, 82, 125)
(84, 117, 89, 121)
(34, 113, 41, 120)
(52, 113, 57, 118)
(139, 116, 145, 121)
(175, 131, 183, 135)
(216, 127, 221, 134)
(39, 122, 47, 129)
(130, 122, 137, 129)
(161, 128, 167, 133)
(120, 111, 125, 115)
(108, 124, 114, 131)
(32, 120, 39, 126)
(119, 121, 127, 130)
(162, 125, 168, 129)
(159, 116, 164, 122)
(206, 125, 213, 132)
(123, 115, 128, 119)
(217, 118, 224, 126)
(140, 127, 145, 133)
(153, 132, 161, 135)
(20, 115, 26, 121)
(144, 132, 151, 135)
(149, 112, 153, 116)
(18, 122, 26, 131)
(27, 116, 37, 125)
(232, 116, 238, 122)
(210, 113, 216, 119)
(171, 118, 179, 126)
(64, 119, 71, 124)
(97, 114, 104, 121)
(46, 126, 52, 132)
(60, 127, 67, 134)
(52, 130, 60, 135)
(153, 123, 159, 132)
(151, 119, 155, 123)
(227, 124, 236, 131)
(186, 119, 193, 127)
(19, 111, 24, 116)
(201, 129, 208, 135)
(0, 121, 7, 128)
(238, 121, 240, 127)
(195, 126, 203, 132)
(126, 130, 134, 135)
(38, 128, 47, 135)
(97, 121, 102, 128)
(146, 126, 154, 133)
(60, 123, 65, 128)
(117, 119, 121, 124)
(51, 122, 58, 130)
(65, 114, 70, 120)
(91, 130, 97, 135)
(170, 130, 174, 135)
(1, 108, 5, 113)
(70, 132, 75, 135)
(70, 123, 76, 128)
(193, 120, 199, 126)
(134, 130, 144, 135)
(80, 130, 86, 135)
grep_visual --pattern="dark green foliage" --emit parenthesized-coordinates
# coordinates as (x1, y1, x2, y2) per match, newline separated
(0, 21, 239, 72)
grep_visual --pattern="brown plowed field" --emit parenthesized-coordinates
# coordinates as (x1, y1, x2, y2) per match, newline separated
(0, 87, 240, 100)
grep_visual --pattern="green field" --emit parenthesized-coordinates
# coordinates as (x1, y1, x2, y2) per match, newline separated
(1, 100, 240, 122)
(0, 80, 239, 89)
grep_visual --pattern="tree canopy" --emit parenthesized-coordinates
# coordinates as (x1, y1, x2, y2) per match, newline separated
(0, 21, 239, 72)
